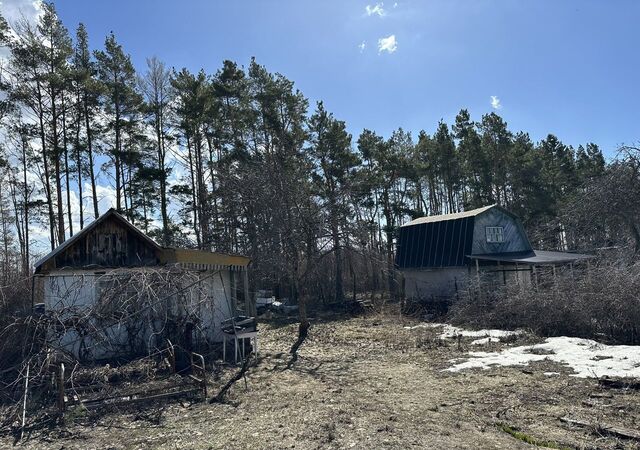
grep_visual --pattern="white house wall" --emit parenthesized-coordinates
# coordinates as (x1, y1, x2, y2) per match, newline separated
(215, 270, 234, 339)
(43, 272, 129, 360)
(42, 268, 236, 361)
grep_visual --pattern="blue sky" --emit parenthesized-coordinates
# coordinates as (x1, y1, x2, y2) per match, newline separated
(1, 0, 638, 254)
(8, 0, 640, 155)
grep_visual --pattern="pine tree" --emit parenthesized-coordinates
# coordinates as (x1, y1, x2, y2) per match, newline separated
(478, 112, 512, 206)
(433, 121, 460, 213)
(171, 68, 212, 247)
(73, 23, 101, 222)
(140, 56, 173, 244)
(452, 109, 484, 208)
(38, 2, 73, 244)
(308, 102, 359, 303)
(95, 32, 142, 217)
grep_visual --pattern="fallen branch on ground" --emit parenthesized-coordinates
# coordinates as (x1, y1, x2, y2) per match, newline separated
(598, 377, 640, 390)
(560, 416, 640, 441)
(209, 353, 252, 404)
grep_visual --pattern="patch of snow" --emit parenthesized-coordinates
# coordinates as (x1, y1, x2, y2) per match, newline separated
(544, 372, 560, 376)
(446, 336, 640, 379)
(439, 324, 522, 340)
(403, 323, 443, 330)
(405, 322, 522, 343)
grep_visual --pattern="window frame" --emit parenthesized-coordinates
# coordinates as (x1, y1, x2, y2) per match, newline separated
(485, 226, 505, 243)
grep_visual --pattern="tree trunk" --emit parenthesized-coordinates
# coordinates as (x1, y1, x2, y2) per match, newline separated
(155, 110, 169, 244)
(331, 210, 343, 303)
(382, 189, 396, 301)
(186, 134, 201, 247)
(36, 83, 56, 250)
(21, 135, 30, 274)
(62, 94, 73, 237)
(51, 76, 66, 245)
(114, 83, 122, 212)
(83, 92, 99, 219)
(75, 94, 84, 229)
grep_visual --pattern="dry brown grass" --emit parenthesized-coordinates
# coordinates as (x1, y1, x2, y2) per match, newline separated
(4, 307, 639, 449)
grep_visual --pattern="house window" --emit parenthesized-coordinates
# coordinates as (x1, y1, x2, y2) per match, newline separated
(486, 226, 504, 243)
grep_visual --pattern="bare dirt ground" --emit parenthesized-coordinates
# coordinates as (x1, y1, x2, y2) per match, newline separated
(4, 308, 640, 449)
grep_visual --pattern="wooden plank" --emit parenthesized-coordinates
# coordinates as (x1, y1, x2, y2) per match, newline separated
(599, 378, 640, 390)
(57, 363, 65, 413)
(560, 416, 640, 441)
(80, 388, 203, 409)
(20, 364, 29, 440)
(161, 248, 250, 268)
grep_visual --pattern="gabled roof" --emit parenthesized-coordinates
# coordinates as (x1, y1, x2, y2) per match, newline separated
(35, 208, 252, 273)
(34, 208, 162, 273)
(401, 204, 505, 227)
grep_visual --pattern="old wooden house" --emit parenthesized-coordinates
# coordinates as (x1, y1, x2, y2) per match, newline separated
(395, 204, 593, 300)
(34, 208, 254, 361)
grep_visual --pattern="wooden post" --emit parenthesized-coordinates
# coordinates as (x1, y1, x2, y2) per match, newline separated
(57, 363, 65, 414)
(497, 261, 506, 285)
(230, 270, 236, 313)
(166, 339, 176, 374)
(475, 259, 480, 284)
(243, 269, 255, 317)
(20, 364, 29, 440)
(570, 262, 575, 281)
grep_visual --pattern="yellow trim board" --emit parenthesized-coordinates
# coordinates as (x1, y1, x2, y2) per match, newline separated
(160, 248, 251, 267)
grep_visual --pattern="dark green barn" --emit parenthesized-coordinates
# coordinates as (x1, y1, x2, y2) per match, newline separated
(396, 205, 593, 300)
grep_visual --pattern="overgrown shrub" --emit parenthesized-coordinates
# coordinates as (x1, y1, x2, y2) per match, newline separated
(449, 262, 640, 344)
(0, 277, 35, 374)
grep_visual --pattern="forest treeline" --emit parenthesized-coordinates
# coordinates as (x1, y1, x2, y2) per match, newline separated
(0, 3, 638, 304)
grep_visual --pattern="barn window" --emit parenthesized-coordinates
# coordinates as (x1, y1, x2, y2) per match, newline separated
(486, 226, 504, 243)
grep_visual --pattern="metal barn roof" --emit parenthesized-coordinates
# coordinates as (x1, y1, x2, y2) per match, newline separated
(401, 204, 498, 227)
(396, 215, 476, 268)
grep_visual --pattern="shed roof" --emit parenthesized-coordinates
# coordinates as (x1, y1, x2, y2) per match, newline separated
(467, 250, 594, 265)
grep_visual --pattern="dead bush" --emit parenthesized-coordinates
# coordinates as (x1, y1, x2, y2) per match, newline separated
(449, 261, 640, 344)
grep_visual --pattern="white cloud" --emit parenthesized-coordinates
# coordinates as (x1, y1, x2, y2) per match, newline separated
(490, 95, 502, 109)
(0, 0, 44, 61)
(378, 34, 397, 54)
(365, 2, 385, 17)
(358, 41, 366, 53)
(0, 0, 43, 24)
(93, 183, 118, 213)
(393, 2, 398, 7)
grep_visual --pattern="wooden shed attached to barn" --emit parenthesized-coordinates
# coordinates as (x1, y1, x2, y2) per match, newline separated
(34, 208, 254, 362)
(396, 204, 593, 300)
